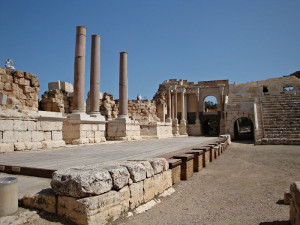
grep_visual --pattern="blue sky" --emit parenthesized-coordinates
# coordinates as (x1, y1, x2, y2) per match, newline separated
(1, 0, 299, 100)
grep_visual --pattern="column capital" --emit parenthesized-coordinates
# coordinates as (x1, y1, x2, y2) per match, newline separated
(177, 87, 186, 93)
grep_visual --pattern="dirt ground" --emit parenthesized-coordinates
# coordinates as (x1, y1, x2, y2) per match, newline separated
(1, 142, 299, 225)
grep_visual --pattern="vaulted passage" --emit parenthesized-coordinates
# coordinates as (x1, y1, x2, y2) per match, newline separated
(234, 117, 254, 141)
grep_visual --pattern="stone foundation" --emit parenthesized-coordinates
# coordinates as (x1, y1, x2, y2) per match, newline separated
(140, 122, 172, 139)
(0, 109, 65, 152)
(107, 117, 141, 141)
(187, 123, 201, 136)
(63, 113, 106, 144)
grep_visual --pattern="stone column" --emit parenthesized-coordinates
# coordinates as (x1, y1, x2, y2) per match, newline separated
(181, 90, 186, 125)
(118, 52, 128, 118)
(166, 89, 172, 122)
(174, 90, 178, 121)
(171, 92, 174, 119)
(185, 93, 188, 120)
(73, 26, 86, 114)
(162, 103, 166, 123)
(89, 35, 100, 115)
(195, 89, 200, 124)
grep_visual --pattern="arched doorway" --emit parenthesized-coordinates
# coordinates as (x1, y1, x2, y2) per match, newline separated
(203, 96, 218, 112)
(234, 117, 254, 140)
(203, 119, 219, 136)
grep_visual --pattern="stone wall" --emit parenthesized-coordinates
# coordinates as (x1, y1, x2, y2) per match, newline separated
(140, 122, 173, 139)
(0, 67, 39, 111)
(39, 81, 74, 115)
(0, 109, 65, 152)
(128, 100, 159, 122)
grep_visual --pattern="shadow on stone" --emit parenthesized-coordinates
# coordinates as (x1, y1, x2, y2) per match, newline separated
(276, 199, 285, 205)
(259, 221, 290, 225)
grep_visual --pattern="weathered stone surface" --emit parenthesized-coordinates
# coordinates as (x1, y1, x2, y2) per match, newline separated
(51, 166, 113, 198)
(290, 182, 300, 225)
(129, 181, 144, 209)
(119, 161, 147, 183)
(58, 187, 130, 225)
(0, 143, 14, 153)
(103, 165, 131, 190)
(22, 188, 57, 213)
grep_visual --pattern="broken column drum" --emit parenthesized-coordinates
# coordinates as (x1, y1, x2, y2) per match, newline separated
(73, 26, 86, 114)
(119, 52, 128, 118)
(89, 34, 101, 114)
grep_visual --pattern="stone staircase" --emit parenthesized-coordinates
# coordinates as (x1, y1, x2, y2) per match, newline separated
(259, 93, 300, 144)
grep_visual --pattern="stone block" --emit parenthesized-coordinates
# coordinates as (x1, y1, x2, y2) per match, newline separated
(143, 176, 156, 202)
(102, 165, 131, 190)
(0, 143, 14, 153)
(22, 188, 57, 214)
(2, 74, 13, 83)
(86, 131, 95, 139)
(3, 131, 18, 142)
(94, 131, 104, 139)
(162, 170, 172, 191)
(128, 160, 154, 178)
(129, 181, 144, 209)
(58, 187, 129, 225)
(17, 131, 32, 142)
(120, 162, 147, 183)
(14, 142, 26, 151)
(39, 121, 62, 131)
(41, 140, 65, 149)
(173, 154, 194, 180)
(25, 142, 43, 150)
(290, 182, 300, 225)
(0, 120, 13, 131)
(4, 83, 12, 91)
(31, 131, 45, 142)
(44, 131, 52, 141)
(52, 131, 62, 141)
(27, 121, 37, 131)
(186, 150, 204, 172)
(51, 166, 113, 198)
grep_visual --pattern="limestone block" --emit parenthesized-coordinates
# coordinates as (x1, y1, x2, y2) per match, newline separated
(103, 165, 131, 190)
(39, 121, 62, 131)
(31, 131, 45, 142)
(72, 138, 89, 145)
(44, 131, 52, 141)
(25, 142, 43, 150)
(290, 182, 300, 225)
(94, 131, 105, 139)
(2, 74, 13, 83)
(52, 131, 62, 141)
(17, 131, 32, 142)
(27, 121, 37, 131)
(22, 189, 57, 214)
(129, 160, 154, 178)
(14, 142, 26, 151)
(0, 120, 13, 131)
(4, 83, 12, 91)
(51, 166, 113, 198)
(0, 143, 14, 153)
(119, 162, 147, 183)
(0, 82, 4, 90)
(162, 170, 172, 191)
(171, 165, 181, 184)
(143, 176, 156, 202)
(14, 70, 24, 78)
(3, 131, 18, 142)
(58, 187, 130, 225)
(42, 140, 65, 149)
(129, 181, 144, 209)
(86, 131, 95, 139)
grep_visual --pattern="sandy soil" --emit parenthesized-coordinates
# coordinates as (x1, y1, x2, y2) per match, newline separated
(2, 141, 299, 225)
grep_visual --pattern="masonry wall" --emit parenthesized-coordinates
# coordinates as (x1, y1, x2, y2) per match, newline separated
(0, 67, 40, 111)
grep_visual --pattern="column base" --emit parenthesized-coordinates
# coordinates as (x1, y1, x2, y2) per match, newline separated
(107, 117, 142, 141)
(172, 120, 180, 136)
(63, 114, 106, 145)
(179, 119, 187, 135)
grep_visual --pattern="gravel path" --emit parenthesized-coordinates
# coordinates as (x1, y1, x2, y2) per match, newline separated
(114, 141, 300, 225)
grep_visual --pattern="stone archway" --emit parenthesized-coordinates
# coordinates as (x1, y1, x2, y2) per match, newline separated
(229, 114, 254, 141)
(234, 117, 254, 141)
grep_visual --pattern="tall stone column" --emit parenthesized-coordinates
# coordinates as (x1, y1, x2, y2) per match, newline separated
(181, 90, 186, 124)
(166, 89, 172, 122)
(162, 103, 166, 123)
(195, 89, 200, 124)
(89, 35, 100, 115)
(118, 52, 128, 118)
(171, 93, 174, 119)
(174, 90, 178, 122)
(73, 26, 86, 114)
